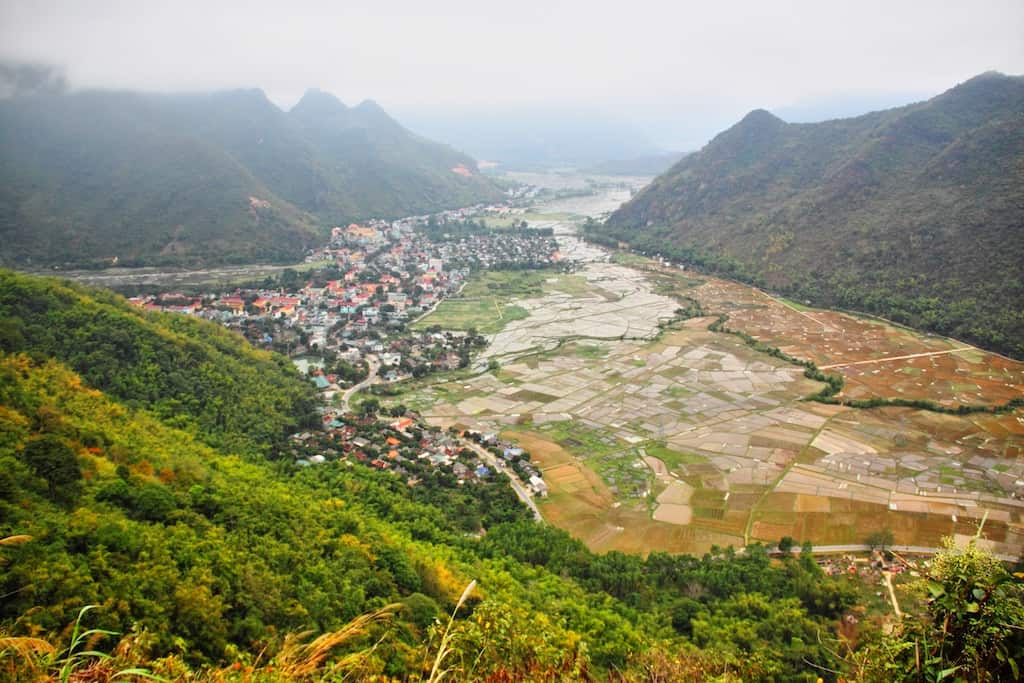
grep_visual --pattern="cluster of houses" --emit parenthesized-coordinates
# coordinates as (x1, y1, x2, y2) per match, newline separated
(818, 551, 909, 577)
(431, 232, 560, 271)
(131, 220, 465, 345)
(129, 206, 559, 380)
(464, 430, 547, 496)
(285, 411, 547, 500)
(290, 416, 499, 488)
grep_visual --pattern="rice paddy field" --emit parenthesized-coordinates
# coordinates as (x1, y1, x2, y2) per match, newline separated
(394, 193, 1024, 558)
(412, 269, 622, 335)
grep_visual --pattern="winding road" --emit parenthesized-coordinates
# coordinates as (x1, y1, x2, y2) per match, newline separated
(340, 356, 380, 412)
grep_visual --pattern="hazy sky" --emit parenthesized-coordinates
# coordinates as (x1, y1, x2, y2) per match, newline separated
(2, 0, 1022, 149)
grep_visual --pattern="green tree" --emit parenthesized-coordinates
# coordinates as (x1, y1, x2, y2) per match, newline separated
(20, 435, 81, 503)
(920, 538, 1024, 679)
(360, 398, 381, 416)
(866, 528, 895, 551)
(132, 483, 178, 522)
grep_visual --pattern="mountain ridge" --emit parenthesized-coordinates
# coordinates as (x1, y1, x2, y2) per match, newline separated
(596, 72, 1024, 358)
(0, 86, 501, 268)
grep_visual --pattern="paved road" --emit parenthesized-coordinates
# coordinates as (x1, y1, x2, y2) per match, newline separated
(462, 440, 544, 522)
(340, 356, 380, 412)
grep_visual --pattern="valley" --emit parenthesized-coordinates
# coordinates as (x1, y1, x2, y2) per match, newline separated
(4, 7, 1023, 678)
(45, 170, 1023, 561)
(402, 177, 1024, 559)
(6, 170, 1019, 680)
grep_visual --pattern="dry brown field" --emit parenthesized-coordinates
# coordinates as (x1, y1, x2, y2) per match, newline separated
(688, 276, 1024, 407)
(503, 430, 745, 554)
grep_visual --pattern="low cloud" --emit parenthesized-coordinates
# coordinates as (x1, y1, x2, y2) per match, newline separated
(0, 62, 67, 99)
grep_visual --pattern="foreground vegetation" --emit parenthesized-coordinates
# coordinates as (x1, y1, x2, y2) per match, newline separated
(2, 272, 1021, 681)
(0, 270, 319, 457)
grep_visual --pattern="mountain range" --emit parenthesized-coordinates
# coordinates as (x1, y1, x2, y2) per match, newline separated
(0, 87, 501, 268)
(596, 72, 1024, 358)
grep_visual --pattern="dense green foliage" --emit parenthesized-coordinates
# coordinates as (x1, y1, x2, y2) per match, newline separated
(850, 539, 1024, 682)
(0, 87, 501, 268)
(0, 270, 318, 457)
(597, 72, 1024, 358)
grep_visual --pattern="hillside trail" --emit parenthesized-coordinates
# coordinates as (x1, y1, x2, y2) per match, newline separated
(882, 570, 903, 618)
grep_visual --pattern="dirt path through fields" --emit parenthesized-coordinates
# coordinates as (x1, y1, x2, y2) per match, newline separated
(818, 347, 973, 370)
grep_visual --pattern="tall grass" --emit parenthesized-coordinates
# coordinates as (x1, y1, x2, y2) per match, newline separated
(0, 605, 164, 683)
(268, 603, 400, 680)
(426, 579, 477, 683)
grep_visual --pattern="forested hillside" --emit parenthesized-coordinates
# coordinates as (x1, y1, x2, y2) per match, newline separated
(1, 272, 1020, 682)
(596, 72, 1024, 358)
(0, 90, 321, 268)
(0, 87, 501, 268)
(0, 270, 318, 456)
(285, 90, 501, 219)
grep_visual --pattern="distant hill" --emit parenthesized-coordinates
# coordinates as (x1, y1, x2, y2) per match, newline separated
(583, 151, 688, 176)
(596, 72, 1024, 358)
(0, 87, 501, 268)
(285, 90, 500, 219)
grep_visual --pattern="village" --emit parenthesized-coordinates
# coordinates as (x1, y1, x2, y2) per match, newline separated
(287, 413, 546, 499)
(126, 202, 558, 504)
